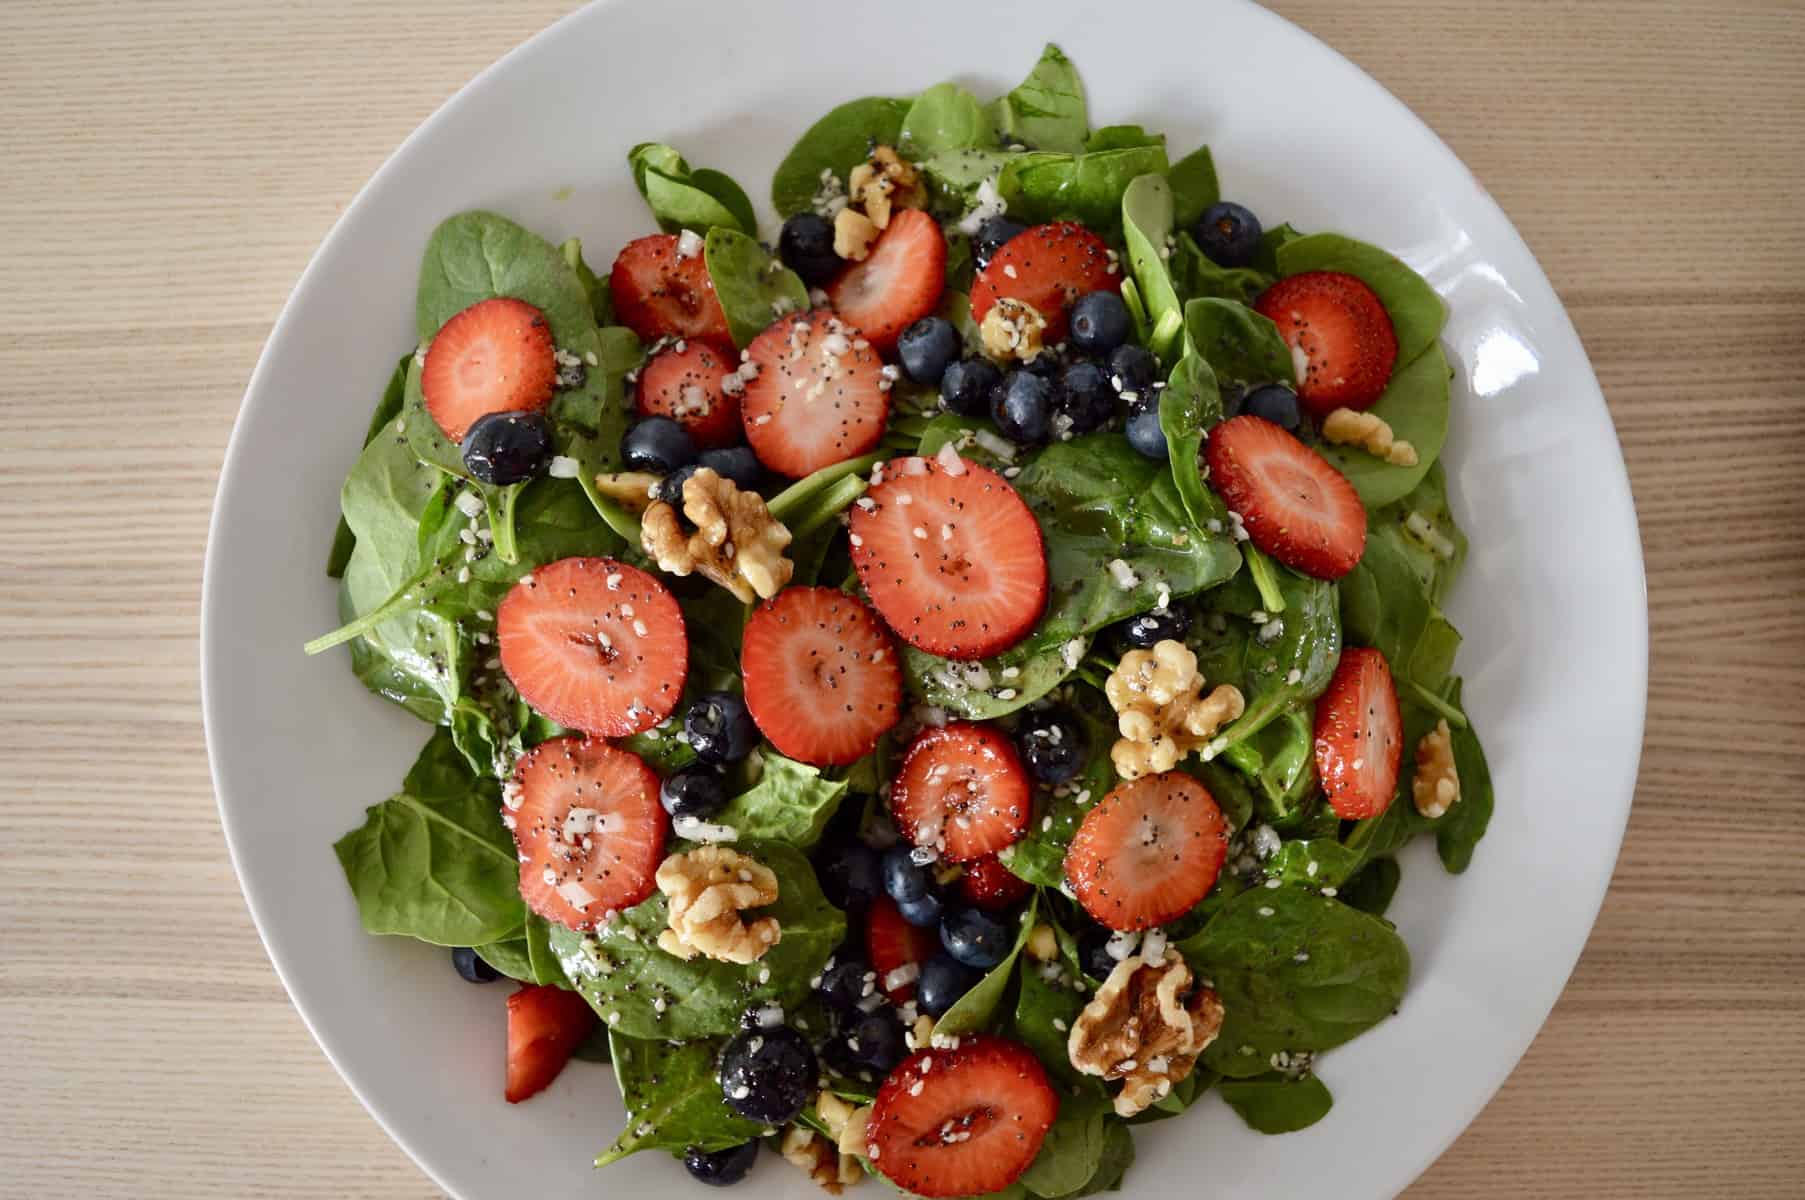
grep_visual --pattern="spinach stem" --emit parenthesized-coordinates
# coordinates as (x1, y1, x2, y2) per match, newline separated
(303, 565, 437, 654)
(1243, 545, 1288, 614)
(767, 453, 884, 524)
(1405, 681, 1469, 729)
(788, 475, 868, 541)
(486, 484, 521, 565)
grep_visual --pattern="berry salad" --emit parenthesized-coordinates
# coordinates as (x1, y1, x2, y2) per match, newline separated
(310, 44, 1492, 1197)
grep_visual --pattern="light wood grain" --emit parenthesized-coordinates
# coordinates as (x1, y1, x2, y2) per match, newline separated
(1, 1, 1801, 1196)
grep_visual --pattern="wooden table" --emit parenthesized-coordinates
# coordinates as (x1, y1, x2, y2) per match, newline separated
(2, 1, 1800, 1195)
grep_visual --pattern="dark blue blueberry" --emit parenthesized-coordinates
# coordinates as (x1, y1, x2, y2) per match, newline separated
(623, 416, 698, 475)
(841, 1008, 906, 1074)
(685, 1140, 759, 1187)
(972, 216, 1027, 269)
(698, 445, 763, 490)
(897, 317, 962, 386)
(817, 839, 883, 910)
(684, 692, 758, 765)
(939, 356, 1002, 418)
(916, 954, 980, 1017)
(990, 369, 1054, 445)
(882, 845, 931, 904)
(451, 946, 500, 984)
(660, 765, 726, 821)
(815, 953, 878, 1014)
(940, 907, 1011, 970)
(1068, 291, 1132, 354)
(1241, 383, 1302, 431)
(1057, 361, 1115, 435)
(1118, 605, 1192, 649)
(1107, 344, 1160, 395)
(1124, 401, 1168, 460)
(897, 890, 945, 929)
(718, 1026, 817, 1125)
(655, 461, 703, 505)
(461, 411, 551, 485)
(1194, 201, 1264, 268)
(778, 213, 843, 286)
(1076, 926, 1119, 981)
(1019, 353, 1061, 380)
(1015, 706, 1087, 786)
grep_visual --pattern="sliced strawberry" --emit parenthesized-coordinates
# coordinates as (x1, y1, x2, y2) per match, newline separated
(739, 586, 902, 766)
(969, 222, 1116, 345)
(635, 338, 741, 449)
(825, 209, 947, 352)
(866, 1035, 1059, 1199)
(1254, 271, 1398, 415)
(420, 297, 557, 443)
(957, 854, 1032, 912)
(865, 895, 938, 1003)
(609, 233, 731, 345)
(1314, 647, 1404, 820)
(1205, 415, 1368, 580)
(888, 723, 1031, 863)
(739, 309, 891, 478)
(1065, 772, 1230, 932)
(505, 983, 598, 1103)
(497, 557, 687, 737)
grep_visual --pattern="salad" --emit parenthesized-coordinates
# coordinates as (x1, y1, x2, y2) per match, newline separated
(309, 43, 1492, 1198)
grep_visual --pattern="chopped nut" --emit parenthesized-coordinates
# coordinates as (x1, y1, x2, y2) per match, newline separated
(835, 1104, 873, 1159)
(1025, 923, 1059, 963)
(781, 1124, 864, 1194)
(833, 208, 881, 262)
(906, 1013, 936, 1051)
(1323, 407, 1418, 466)
(641, 467, 793, 603)
(978, 298, 1048, 363)
(654, 846, 781, 964)
(846, 145, 925, 230)
(1412, 718, 1460, 818)
(816, 1090, 858, 1139)
(1068, 949, 1224, 1117)
(590, 470, 664, 513)
(1104, 639, 1245, 778)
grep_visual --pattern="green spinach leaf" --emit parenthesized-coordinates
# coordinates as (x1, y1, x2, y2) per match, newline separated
(560, 238, 612, 326)
(1165, 144, 1219, 231)
(627, 143, 757, 237)
(596, 1033, 764, 1166)
(1275, 233, 1446, 367)
(900, 83, 995, 158)
(1158, 352, 1226, 531)
(326, 355, 413, 577)
(772, 97, 915, 216)
(415, 211, 598, 348)
(1338, 857, 1401, 917)
(704, 227, 810, 350)
(997, 145, 1169, 234)
(1262, 837, 1365, 890)
(1019, 1088, 1109, 1198)
(714, 753, 849, 848)
(989, 44, 1089, 154)
(1121, 174, 1180, 350)
(1181, 297, 1295, 390)
(1432, 679, 1493, 873)
(1011, 946, 1091, 1088)
(1219, 1071, 1333, 1134)
(1170, 232, 1273, 306)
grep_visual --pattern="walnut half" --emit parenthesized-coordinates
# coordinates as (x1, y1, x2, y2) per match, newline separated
(1067, 948, 1224, 1117)
(1104, 639, 1245, 778)
(1412, 718, 1461, 818)
(780, 1124, 864, 1194)
(1323, 407, 1418, 466)
(654, 846, 781, 964)
(640, 467, 793, 604)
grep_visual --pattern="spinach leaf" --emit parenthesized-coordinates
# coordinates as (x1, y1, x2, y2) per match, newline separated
(1338, 857, 1401, 917)
(1019, 1088, 1109, 1198)
(1275, 233, 1447, 367)
(1195, 566, 1341, 768)
(1073, 1121, 1134, 1196)
(1219, 706, 1317, 824)
(1158, 352, 1225, 532)
(989, 44, 1089, 155)
(772, 97, 914, 216)
(935, 895, 1038, 1037)
(920, 147, 1016, 212)
(333, 729, 525, 947)
(1170, 232, 1273, 306)
(1433, 679, 1493, 873)
(1317, 342, 1452, 508)
(1180, 885, 1410, 1076)
(899, 83, 995, 159)
(1367, 460, 1467, 608)
(1339, 504, 1460, 702)
(551, 839, 845, 1039)
(326, 355, 412, 578)
(704, 227, 810, 350)
(1084, 125, 1162, 153)
(474, 914, 572, 986)
(473, 936, 533, 983)
(1011, 947, 1090, 1087)
(560, 238, 612, 326)
(1165, 144, 1219, 232)
(596, 1033, 764, 1166)
(997, 145, 1169, 234)
(1218, 1071, 1333, 1134)
(714, 752, 849, 848)
(1262, 837, 1365, 889)
(627, 143, 757, 237)
(1181, 297, 1295, 390)
(1121, 174, 1180, 351)
(415, 211, 599, 348)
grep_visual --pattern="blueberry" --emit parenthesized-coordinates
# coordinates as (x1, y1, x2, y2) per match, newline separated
(461, 411, 551, 485)
(778, 213, 843, 286)
(938, 357, 1001, 418)
(817, 839, 883, 910)
(685, 1140, 759, 1187)
(916, 954, 979, 1017)
(1015, 707, 1087, 786)
(1076, 927, 1119, 981)
(1241, 383, 1302, 431)
(451, 946, 500, 984)
(623, 416, 697, 475)
(1057, 361, 1115, 435)
(1019, 353, 1062, 380)
(972, 216, 1027, 269)
(685, 692, 758, 765)
(698, 445, 763, 490)
(1124, 401, 1168, 460)
(882, 845, 930, 904)
(990, 370, 1054, 444)
(718, 1025, 817, 1125)
(1068, 291, 1132, 354)
(897, 317, 962, 386)
(1108, 344, 1160, 395)
(841, 1008, 907, 1074)
(940, 907, 1011, 970)
(1194, 201, 1264, 268)
(1118, 605, 1192, 649)
(816, 953, 878, 1014)
(655, 461, 702, 505)
(897, 890, 945, 928)
(660, 765, 726, 821)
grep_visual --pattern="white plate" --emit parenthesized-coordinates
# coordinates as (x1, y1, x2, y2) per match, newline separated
(203, 1, 1646, 1196)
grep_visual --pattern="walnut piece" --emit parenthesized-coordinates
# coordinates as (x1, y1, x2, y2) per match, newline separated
(834, 208, 880, 262)
(1068, 948, 1225, 1117)
(654, 846, 782, 964)
(781, 1124, 864, 1194)
(1412, 717, 1461, 818)
(640, 467, 793, 604)
(590, 470, 663, 513)
(978, 298, 1048, 363)
(1104, 639, 1245, 778)
(847, 145, 924, 230)
(1323, 407, 1418, 466)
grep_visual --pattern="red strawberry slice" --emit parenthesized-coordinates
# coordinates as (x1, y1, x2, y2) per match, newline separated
(505, 983, 598, 1103)
(969, 222, 1117, 345)
(1065, 772, 1231, 932)
(740, 309, 890, 478)
(888, 723, 1031, 863)
(635, 338, 741, 449)
(497, 557, 688, 737)
(865, 1035, 1059, 1199)
(865, 895, 939, 1003)
(1254, 271, 1398, 415)
(1205, 414, 1368, 580)
(825, 209, 947, 352)
(740, 586, 902, 766)
(421, 297, 557, 443)
(847, 454, 1047, 660)
(957, 854, 1032, 912)
(1314, 646, 1404, 820)
(609, 233, 731, 345)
